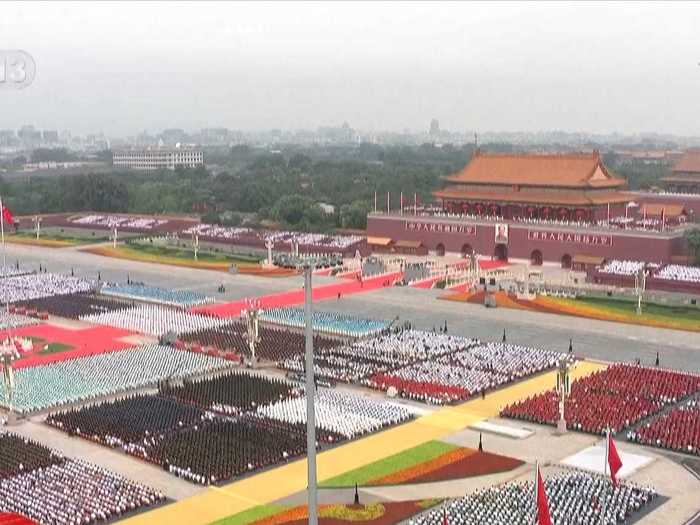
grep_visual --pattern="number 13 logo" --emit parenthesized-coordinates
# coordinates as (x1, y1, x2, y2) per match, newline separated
(0, 50, 36, 89)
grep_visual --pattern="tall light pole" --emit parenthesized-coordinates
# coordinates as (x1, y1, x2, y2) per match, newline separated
(304, 265, 318, 525)
(243, 299, 261, 367)
(33, 216, 42, 240)
(635, 267, 646, 315)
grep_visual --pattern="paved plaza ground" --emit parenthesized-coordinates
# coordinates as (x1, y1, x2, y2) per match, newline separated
(2, 242, 700, 525)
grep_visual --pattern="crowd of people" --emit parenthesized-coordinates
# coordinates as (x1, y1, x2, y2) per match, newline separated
(272, 252, 344, 270)
(160, 371, 298, 415)
(1, 345, 228, 413)
(259, 307, 390, 337)
(179, 322, 339, 361)
(0, 432, 164, 525)
(0, 310, 39, 331)
(71, 214, 168, 231)
(12, 292, 128, 320)
(278, 330, 476, 384)
(0, 273, 96, 304)
(281, 331, 568, 405)
(655, 264, 700, 284)
(369, 362, 506, 405)
(256, 387, 415, 440)
(410, 470, 657, 525)
(101, 284, 214, 308)
(369, 340, 567, 405)
(0, 433, 63, 478)
(598, 260, 648, 276)
(182, 224, 364, 253)
(46, 395, 207, 449)
(143, 418, 341, 485)
(501, 364, 700, 434)
(628, 399, 700, 456)
(80, 303, 229, 337)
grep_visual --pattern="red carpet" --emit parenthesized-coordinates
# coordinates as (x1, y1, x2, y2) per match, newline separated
(0, 514, 36, 525)
(1, 324, 137, 369)
(192, 271, 403, 318)
(478, 260, 510, 270)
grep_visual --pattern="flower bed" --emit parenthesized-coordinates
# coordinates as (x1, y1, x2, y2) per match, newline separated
(245, 501, 440, 525)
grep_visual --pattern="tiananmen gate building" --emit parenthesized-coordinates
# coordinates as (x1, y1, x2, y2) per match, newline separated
(367, 151, 693, 267)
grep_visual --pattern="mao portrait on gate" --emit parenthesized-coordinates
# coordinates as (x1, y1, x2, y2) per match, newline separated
(495, 224, 509, 244)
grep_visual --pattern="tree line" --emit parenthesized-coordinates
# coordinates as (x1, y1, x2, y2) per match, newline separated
(0, 143, 674, 232)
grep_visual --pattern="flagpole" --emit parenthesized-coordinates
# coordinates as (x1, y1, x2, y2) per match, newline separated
(534, 461, 539, 525)
(386, 192, 390, 214)
(602, 429, 609, 525)
(0, 196, 6, 277)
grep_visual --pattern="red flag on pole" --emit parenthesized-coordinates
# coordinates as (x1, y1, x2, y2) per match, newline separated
(1, 203, 14, 225)
(536, 465, 553, 525)
(442, 509, 448, 525)
(607, 432, 623, 487)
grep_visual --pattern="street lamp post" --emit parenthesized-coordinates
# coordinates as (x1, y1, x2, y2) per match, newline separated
(243, 299, 261, 367)
(303, 265, 318, 525)
(555, 358, 571, 434)
(33, 216, 42, 240)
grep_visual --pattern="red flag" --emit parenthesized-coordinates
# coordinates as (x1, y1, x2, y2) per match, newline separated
(442, 509, 448, 525)
(536, 466, 553, 525)
(607, 433, 623, 487)
(1, 204, 14, 225)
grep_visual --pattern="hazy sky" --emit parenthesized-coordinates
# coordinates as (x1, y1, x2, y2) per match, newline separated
(1, 1, 699, 137)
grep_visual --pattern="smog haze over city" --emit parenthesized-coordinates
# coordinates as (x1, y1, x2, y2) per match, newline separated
(2, 1, 700, 138)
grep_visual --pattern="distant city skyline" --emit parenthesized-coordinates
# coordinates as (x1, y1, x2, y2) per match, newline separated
(1, 2, 699, 137)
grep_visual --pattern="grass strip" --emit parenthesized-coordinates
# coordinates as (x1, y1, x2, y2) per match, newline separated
(209, 504, 287, 525)
(319, 440, 457, 488)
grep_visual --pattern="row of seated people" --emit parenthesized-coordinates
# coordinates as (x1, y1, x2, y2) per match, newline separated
(655, 264, 700, 283)
(0, 434, 63, 479)
(279, 330, 478, 383)
(0, 432, 163, 525)
(160, 371, 299, 414)
(627, 399, 700, 455)
(179, 322, 340, 362)
(2, 345, 227, 414)
(597, 259, 647, 276)
(0, 273, 95, 304)
(259, 307, 389, 337)
(102, 284, 213, 307)
(256, 387, 415, 440)
(144, 418, 343, 485)
(80, 303, 229, 337)
(182, 224, 363, 250)
(12, 292, 128, 320)
(501, 364, 700, 434)
(71, 214, 167, 230)
(410, 470, 657, 525)
(46, 395, 207, 448)
(0, 311, 39, 331)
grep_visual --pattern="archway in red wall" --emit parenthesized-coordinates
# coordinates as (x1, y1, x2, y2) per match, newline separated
(435, 243, 446, 256)
(530, 249, 543, 266)
(461, 243, 473, 258)
(561, 253, 572, 269)
(494, 244, 508, 261)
